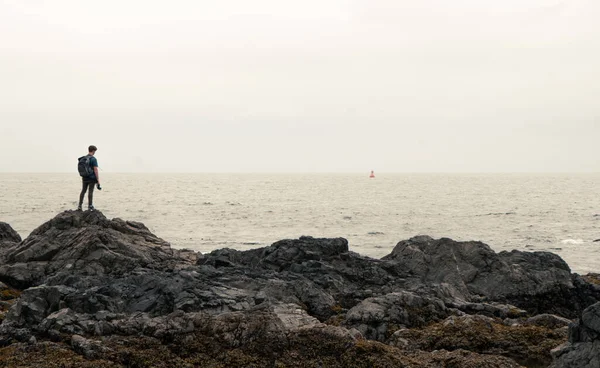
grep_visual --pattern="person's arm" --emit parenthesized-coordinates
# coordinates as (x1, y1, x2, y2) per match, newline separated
(90, 156, 100, 185)
(94, 166, 100, 185)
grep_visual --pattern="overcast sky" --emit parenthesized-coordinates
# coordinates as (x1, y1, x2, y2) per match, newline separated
(1, 0, 599, 173)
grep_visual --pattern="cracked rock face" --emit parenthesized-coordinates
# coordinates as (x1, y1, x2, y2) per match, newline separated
(383, 235, 573, 298)
(0, 210, 187, 289)
(383, 235, 596, 318)
(0, 211, 598, 367)
(551, 302, 600, 368)
(0, 222, 21, 248)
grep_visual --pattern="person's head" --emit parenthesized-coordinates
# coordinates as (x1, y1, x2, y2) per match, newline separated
(88, 145, 98, 155)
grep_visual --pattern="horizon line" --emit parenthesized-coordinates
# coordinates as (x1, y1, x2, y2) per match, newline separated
(1, 171, 599, 175)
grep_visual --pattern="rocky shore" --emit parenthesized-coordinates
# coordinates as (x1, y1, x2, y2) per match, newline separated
(0, 210, 599, 367)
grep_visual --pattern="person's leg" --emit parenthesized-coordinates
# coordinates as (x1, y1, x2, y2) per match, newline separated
(87, 182, 95, 209)
(78, 181, 88, 209)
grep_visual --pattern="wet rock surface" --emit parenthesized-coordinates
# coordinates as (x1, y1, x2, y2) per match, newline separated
(0, 210, 598, 367)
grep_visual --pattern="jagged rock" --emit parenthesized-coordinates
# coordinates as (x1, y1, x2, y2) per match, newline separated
(0, 263, 46, 289)
(345, 291, 451, 341)
(0, 212, 598, 367)
(384, 235, 571, 298)
(383, 236, 597, 317)
(0, 210, 190, 289)
(581, 302, 600, 334)
(2, 285, 75, 329)
(38, 308, 86, 335)
(0, 222, 21, 248)
(71, 334, 109, 359)
(0, 222, 21, 243)
(547, 302, 600, 367)
(551, 341, 600, 368)
(552, 342, 600, 368)
(198, 236, 396, 320)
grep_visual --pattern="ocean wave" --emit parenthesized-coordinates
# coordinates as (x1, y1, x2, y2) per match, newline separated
(476, 212, 516, 217)
(561, 239, 585, 245)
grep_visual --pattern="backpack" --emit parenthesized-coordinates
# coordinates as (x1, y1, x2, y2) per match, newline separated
(78, 155, 94, 177)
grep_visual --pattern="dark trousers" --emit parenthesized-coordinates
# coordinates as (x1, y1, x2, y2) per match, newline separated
(79, 180, 96, 207)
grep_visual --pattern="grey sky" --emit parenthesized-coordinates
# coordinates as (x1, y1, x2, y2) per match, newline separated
(1, 0, 599, 173)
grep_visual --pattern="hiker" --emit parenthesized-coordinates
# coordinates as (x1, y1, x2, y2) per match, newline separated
(77, 145, 102, 211)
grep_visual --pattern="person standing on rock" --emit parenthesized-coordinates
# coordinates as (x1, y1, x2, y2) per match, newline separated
(77, 145, 102, 211)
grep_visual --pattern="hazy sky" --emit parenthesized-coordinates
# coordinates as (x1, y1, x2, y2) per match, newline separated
(1, 0, 599, 173)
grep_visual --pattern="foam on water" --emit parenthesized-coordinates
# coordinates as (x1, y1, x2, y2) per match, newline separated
(1, 173, 599, 274)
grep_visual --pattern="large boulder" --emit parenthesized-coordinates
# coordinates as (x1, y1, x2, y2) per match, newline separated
(0, 222, 21, 248)
(383, 236, 598, 317)
(198, 236, 398, 318)
(344, 291, 451, 341)
(383, 236, 572, 298)
(551, 302, 600, 367)
(0, 210, 189, 289)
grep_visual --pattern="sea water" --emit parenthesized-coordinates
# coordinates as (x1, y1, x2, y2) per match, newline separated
(1, 173, 599, 274)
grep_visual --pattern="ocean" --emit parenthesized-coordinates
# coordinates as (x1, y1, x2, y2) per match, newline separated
(1, 173, 599, 274)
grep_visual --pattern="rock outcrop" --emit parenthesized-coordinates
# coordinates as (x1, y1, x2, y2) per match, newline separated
(0, 210, 598, 367)
(551, 302, 600, 368)
(0, 222, 21, 248)
(0, 211, 192, 289)
(383, 236, 598, 318)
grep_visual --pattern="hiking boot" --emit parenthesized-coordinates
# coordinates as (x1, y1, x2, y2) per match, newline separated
(88, 205, 95, 211)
